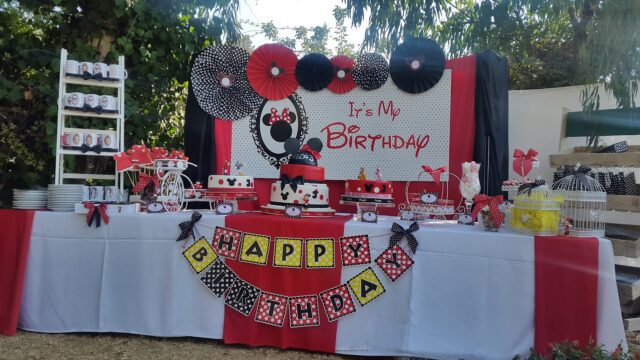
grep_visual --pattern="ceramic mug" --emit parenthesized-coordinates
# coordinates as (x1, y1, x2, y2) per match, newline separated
(79, 62, 93, 75)
(88, 186, 104, 202)
(83, 132, 97, 147)
(93, 62, 108, 77)
(101, 133, 117, 150)
(65, 60, 79, 75)
(61, 132, 74, 146)
(84, 94, 99, 108)
(64, 92, 85, 108)
(108, 64, 128, 79)
(99, 95, 117, 111)
(104, 186, 119, 203)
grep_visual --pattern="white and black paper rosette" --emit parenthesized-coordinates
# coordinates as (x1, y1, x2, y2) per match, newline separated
(352, 53, 389, 91)
(190, 45, 263, 121)
(390, 37, 445, 94)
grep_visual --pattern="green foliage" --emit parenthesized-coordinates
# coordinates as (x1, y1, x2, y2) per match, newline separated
(245, 6, 357, 57)
(0, 0, 240, 198)
(515, 341, 632, 360)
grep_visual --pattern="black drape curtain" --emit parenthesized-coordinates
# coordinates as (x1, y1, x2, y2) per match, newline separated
(184, 52, 215, 184)
(473, 50, 509, 196)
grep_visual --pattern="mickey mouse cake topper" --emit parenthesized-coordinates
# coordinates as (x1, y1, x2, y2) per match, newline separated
(284, 137, 323, 167)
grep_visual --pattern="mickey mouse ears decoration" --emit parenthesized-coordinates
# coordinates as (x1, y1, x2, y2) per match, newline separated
(191, 45, 262, 121)
(284, 137, 323, 166)
(390, 37, 446, 94)
(327, 55, 356, 94)
(247, 43, 299, 100)
(353, 53, 389, 91)
(295, 53, 334, 92)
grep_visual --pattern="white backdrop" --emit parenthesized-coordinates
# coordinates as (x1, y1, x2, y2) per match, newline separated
(231, 71, 451, 181)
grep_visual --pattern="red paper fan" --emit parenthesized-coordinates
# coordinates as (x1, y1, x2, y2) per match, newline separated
(247, 43, 299, 100)
(327, 55, 356, 94)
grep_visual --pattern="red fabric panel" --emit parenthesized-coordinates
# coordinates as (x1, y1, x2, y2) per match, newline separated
(0, 210, 35, 336)
(214, 118, 233, 175)
(534, 236, 599, 353)
(225, 56, 477, 214)
(223, 213, 350, 352)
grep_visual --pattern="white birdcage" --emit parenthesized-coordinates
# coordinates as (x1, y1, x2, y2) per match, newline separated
(551, 164, 606, 237)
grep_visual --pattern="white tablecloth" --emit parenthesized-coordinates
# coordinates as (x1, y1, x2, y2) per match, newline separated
(19, 212, 625, 359)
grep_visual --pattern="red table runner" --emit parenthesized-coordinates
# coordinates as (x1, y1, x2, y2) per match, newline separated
(0, 209, 35, 336)
(223, 213, 351, 352)
(534, 235, 599, 353)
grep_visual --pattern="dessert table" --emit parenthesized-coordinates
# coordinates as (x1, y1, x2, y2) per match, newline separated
(15, 211, 625, 359)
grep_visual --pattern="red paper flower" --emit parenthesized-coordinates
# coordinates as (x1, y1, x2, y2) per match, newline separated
(327, 55, 356, 94)
(247, 43, 299, 100)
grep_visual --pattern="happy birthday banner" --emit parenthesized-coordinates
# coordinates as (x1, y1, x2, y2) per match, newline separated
(182, 225, 416, 327)
(231, 73, 451, 181)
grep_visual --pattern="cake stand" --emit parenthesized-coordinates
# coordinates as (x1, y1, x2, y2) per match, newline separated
(340, 197, 396, 223)
(397, 170, 466, 222)
(204, 192, 258, 214)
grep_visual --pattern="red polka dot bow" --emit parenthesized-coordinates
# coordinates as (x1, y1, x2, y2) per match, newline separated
(269, 107, 292, 125)
(84, 202, 109, 228)
(512, 148, 538, 177)
(132, 172, 160, 194)
(300, 144, 321, 160)
(421, 165, 447, 186)
(471, 194, 504, 228)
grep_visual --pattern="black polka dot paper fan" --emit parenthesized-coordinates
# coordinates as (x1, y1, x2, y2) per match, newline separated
(352, 53, 389, 91)
(295, 53, 334, 91)
(390, 37, 446, 94)
(190, 45, 262, 121)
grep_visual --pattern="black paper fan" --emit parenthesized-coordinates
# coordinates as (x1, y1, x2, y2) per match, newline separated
(295, 53, 334, 91)
(390, 38, 446, 94)
(190, 45, 262, 121)
(352, 53, 389, 91)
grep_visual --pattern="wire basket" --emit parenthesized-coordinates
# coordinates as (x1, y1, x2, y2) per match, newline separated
(552, 165, 606, 237)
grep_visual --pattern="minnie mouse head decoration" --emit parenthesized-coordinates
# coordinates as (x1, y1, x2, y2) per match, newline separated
(284, 137, 323, 166)
(262, 107, 297, 142)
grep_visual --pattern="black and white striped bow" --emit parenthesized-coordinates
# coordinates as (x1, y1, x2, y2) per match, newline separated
(176, 211, 202, 242)
(389, 221, 420, 253)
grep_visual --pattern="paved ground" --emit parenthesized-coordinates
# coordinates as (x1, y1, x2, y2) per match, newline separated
(1, 329, 638, 359)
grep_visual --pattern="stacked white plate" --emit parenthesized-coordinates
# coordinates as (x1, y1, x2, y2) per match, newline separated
(47, 184, 85, 211)
(13, 189, 48, 209)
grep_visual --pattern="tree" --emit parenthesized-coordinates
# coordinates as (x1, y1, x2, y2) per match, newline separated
(243, 6, 357, 57)
(343, 0, 640, 146)
(0, 0, 240, 201)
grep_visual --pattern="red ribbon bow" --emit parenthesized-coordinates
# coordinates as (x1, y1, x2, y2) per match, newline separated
(301, 144, 321, 160)
(132, 172, 160, 193)
(84, 202, 109, 228)
(513, 148, 538, 177)
(471, 194, 504, 228)
(421, 165, 447, 186)
(269, 107, 292, 125)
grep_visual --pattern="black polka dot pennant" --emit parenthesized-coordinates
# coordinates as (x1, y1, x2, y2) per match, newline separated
(390, 37, 446, 94)
(352, 53, 389, 91)
(190, 45, 263, 121)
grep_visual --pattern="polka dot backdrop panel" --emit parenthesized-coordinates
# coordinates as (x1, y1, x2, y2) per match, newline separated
(231, 70, 451, 181)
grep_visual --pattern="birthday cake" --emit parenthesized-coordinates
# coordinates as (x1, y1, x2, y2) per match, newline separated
(206, 160, 255, 197)
(340, 168, 394, 204)
(261, 138, 335, 217)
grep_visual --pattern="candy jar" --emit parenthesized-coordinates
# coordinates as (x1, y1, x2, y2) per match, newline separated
(459, 162, 481, 216)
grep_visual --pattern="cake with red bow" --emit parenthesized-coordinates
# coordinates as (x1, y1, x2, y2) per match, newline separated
(341, 167, 394, 204)
(261, 138, 335, 217)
